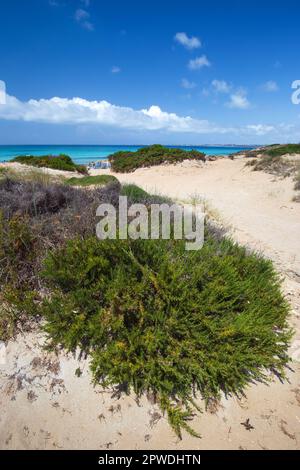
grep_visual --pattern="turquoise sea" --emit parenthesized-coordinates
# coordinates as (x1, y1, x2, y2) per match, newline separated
(0, 145, 254, 165)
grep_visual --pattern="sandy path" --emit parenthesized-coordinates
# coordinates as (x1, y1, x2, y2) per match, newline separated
(1, 158, 300, 449)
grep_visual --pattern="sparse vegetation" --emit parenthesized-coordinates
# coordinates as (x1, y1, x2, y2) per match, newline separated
(12, 154, 87, 174)
(109, 144, 206, 173)
(293, 171, 300, 201)
(65, 174, 118, 187)
(244, 144, 300, 186)
(41, 234, 291, 438)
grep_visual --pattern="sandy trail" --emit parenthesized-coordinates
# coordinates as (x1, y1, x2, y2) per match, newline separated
(1, 158, 300, 449)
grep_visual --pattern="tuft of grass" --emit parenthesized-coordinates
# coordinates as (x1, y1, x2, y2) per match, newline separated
(12, 154, 87, 174)
(65, 174, 118, 187)
(246, 153, 300, 178)
(109, 144, 206, 173)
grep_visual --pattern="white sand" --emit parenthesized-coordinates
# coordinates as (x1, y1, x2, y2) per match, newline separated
(1, 157, 300, 449)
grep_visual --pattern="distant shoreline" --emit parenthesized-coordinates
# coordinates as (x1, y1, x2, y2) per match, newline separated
(0, 144, 255, 165)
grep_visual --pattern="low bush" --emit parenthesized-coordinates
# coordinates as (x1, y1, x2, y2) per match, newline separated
(109, 145, 206, 173)
(12, 154, 87, 174)
(246, 154, 296, 177)
(40, 234, 291, 438)
(264, 144, 300, 158)
(66, 174, 118, 187)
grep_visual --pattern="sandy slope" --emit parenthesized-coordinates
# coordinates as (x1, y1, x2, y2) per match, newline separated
(0, 158, 300, 449)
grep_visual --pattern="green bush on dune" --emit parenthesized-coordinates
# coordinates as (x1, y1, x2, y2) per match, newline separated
(12, 154, 87, 174)
(65, 174, 118, 187)
(0, 173, 292, 438)
(41, 234, 291, 438)
(109, 144, 206, 173)
(263, 144, 300, 158)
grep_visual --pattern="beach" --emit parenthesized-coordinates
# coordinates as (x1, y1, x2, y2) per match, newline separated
(0, 156, 300, 449)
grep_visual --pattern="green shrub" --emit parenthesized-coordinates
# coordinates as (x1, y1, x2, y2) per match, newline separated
(12, 154, 88, 174)
(120, 184, 172, 204)
(109, 145, 206, 173)
(66, 174, 118, 187)
(40, 234, 291, 438)
(294, 171, 300, 191)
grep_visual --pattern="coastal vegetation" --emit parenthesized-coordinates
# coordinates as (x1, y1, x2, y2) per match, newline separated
(263, 144, 300, 158)
(120, 183, 172, 204)
(12, 154, 87, 174)
(0, 170, 291, 438)
(65, 174, 118, 187)
(109, 144, 206, 173)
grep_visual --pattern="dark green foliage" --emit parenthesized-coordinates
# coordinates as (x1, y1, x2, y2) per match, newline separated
(263, 144, 300, 158)
(120, 183, 171, 205)
(0, 177, 83, 218)
(293, 171, 300, 202)
(109, 145, 206, 173)
(40, 234, 291, 438)
(12, 154, 88, 174)
(65, 174, 118, 187)
(247, 154, 296, 177)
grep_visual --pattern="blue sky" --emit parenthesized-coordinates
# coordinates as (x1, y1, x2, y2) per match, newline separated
(0, 0, 300, 144)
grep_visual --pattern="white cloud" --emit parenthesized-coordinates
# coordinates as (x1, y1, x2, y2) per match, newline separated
(212, 79, 230, 93)
(0, 92, 292, 138)
(111, 66, 121, 74)
(174, 32, 201, 50)
(0, 93, 233, 134)
(246, 124, 275, 135)
(226, 90, 250, 109)
(181, 78, 196, 89)
(261, 80, 279, 92)
(188, 55, 211, 70)
(74, 9, 94, 30)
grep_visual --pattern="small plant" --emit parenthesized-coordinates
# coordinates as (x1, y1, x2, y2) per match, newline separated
(109, 145, 206, 173)
(263, 144, 300, 158)
(65, 174, 118, 187)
